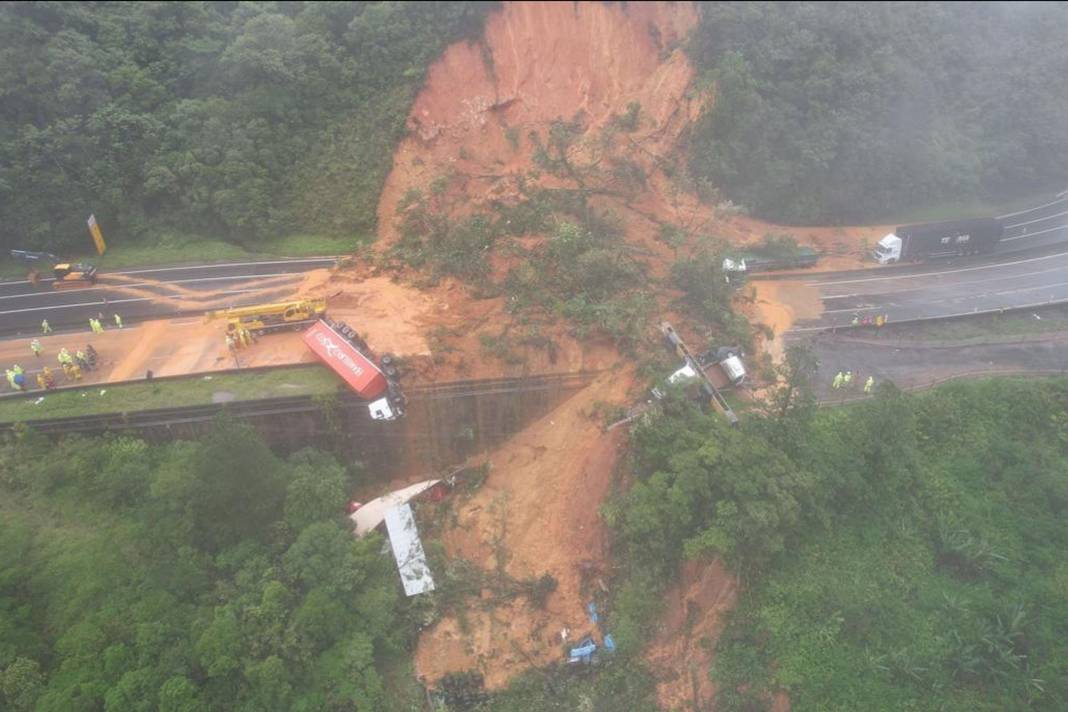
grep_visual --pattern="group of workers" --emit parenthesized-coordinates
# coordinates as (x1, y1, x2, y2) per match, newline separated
(832, 370, 876, 394)
(6, 342, 100, 392)
(225, 324, 257, 354)
(88, 313, 122, 334)
(851, 313, 889, 328)
(2, 315, 120, 393)
(56, 345, 99, 381)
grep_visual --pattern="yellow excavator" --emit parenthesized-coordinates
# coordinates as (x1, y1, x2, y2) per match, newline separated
(204, 298, 327, 336)
(11, 250, 98, 289)
(51, 262, 99, 289)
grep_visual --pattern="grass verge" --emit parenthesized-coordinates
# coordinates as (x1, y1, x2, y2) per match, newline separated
(870, 304, 1068, 342)
(0, 365, 344, 423)
(0, 232, 369, 278)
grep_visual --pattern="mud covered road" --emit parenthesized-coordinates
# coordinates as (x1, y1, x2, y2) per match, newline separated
(0, 257, 336, 335)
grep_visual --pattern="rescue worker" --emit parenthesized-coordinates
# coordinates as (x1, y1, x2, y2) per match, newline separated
(69, 362, 83, 381)
(58, 348, 72, 366)
(36, 372, 48, 390)
(113, 313, 123, 329)
(843, 371, 853, 387)
(95, 318, 105, 334)
(12, 372, 25, 391)
(88, 318, 97, 333)
(851, 314, 860, 327)
(238, 328, 250, 348)
(41, 319, 52, 334)
(30, 338, 42, 357)
(242, 328, 255, 346)
(75, 350, 89, 371)
(225, 333, 237, 354)
(11, 364, 23, 377)
(85, 344, 98, 369)
(864, 376, 875, 394)
(832, 371, 844, 389)
(875, 314, 885, 328)
(5, 369, 14, 389)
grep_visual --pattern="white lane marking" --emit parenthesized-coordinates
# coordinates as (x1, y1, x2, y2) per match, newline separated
(0, 288, 262, 316)
(998, 195, 1068, 219)
(109, 257, 337, 276)
(824, 305, 883, 314)
(807, 248, 1068, 286)
(0, 257, 337, 287)
(789, 295, 1068, 333)
(0, 272, 300, 300)
(824, 278, 1068, 313)
(794, 281, 1068, 328)
(992, 279, 1068, 297)
(1003, 207, 1068, 230)
(820, 264, 1068, 300)
(1001, 222, 1068, 242)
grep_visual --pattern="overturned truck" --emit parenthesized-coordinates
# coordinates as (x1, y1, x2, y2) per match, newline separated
(302, 319, 406, 420)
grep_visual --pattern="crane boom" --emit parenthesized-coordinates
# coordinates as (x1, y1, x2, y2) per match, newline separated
(204, 298, 326, 322)
(204, 298, 327, 335)
(659, 321, 739, 426)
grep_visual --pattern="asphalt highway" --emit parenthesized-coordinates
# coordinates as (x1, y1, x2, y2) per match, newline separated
(784, 191, 1068, 333)
(0, 257, 336, 336)
(995, 190, 1068, 253)
(808, 332, 1068, 400)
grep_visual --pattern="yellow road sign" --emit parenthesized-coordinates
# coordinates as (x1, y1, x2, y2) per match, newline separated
(87, 214, 106, 255)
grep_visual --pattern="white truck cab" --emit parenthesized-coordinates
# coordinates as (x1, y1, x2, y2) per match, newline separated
(872, 233, 902, 264)
(719, 354, 746, 385)
(650, 363, 698, 400)
(368, 396, 405, 421)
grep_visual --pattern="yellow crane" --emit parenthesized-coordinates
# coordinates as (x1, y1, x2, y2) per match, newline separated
(205, 298, 326, 336)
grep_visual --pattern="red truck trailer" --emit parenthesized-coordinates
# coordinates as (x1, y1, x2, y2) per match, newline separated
(302, 319, 404, 420)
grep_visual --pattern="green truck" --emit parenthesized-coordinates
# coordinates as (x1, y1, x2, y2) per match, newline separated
(722, 245, 820, 275)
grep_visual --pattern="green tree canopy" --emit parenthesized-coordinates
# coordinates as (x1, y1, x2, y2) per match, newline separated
(687, 2, 1068, 223)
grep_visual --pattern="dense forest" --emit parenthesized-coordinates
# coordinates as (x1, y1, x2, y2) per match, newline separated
(6, 2, 1067, 255)
(605, 370, 1068, 710)
(0, 1, 489, 254)
(687, 1, 1068, 223)
(5, 373, 1067, 710)
(0, 422, 408, 711)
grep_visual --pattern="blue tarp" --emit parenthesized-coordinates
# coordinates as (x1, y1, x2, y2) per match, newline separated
(568, 643, 596, 662)
(587, 601, 599, 623)
(603, 634, 616, 653)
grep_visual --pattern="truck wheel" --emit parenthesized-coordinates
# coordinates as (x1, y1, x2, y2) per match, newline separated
(384, 365, 398, 378)
(381, 354, 394, 366)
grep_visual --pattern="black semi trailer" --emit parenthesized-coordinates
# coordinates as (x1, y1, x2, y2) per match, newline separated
(872, 217, 1004, 264)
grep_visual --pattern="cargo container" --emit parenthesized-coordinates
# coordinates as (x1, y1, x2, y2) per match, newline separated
(872, 217, 1003, 264)
(302, 320, 403, 420)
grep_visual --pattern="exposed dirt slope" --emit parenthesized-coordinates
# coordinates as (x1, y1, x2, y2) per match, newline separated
(645, 559, 738, 710)
(377, 1, 702, 248)
(414, 370, 631, 689)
